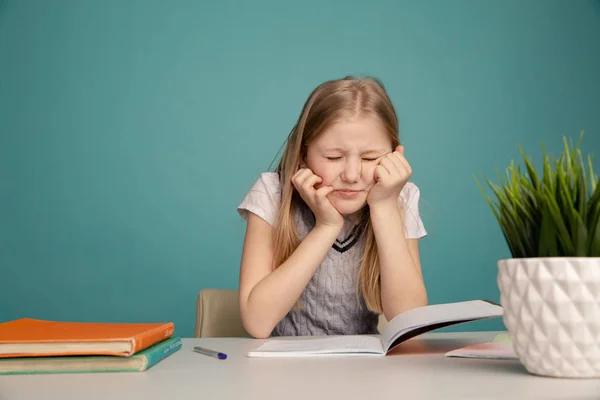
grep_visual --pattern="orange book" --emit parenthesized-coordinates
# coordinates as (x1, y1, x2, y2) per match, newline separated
(0, 318, 174, 358)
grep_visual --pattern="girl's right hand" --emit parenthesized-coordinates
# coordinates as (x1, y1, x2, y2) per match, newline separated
(292, 168, 344, 229)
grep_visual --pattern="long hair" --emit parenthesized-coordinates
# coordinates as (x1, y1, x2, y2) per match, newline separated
(273, 76, 401, 313)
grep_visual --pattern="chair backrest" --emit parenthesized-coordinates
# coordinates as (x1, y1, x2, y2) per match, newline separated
(378, 315, 387, 333)
(194, 288, 387, 338)
(194, 288, 251, 338)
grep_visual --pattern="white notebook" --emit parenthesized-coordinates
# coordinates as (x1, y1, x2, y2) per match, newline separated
(247, 300, 503, 357)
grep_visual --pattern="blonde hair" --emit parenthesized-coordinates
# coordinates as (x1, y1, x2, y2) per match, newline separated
(272, 76, 401, 313)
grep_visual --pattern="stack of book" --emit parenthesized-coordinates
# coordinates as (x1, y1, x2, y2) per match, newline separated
(0, 318, 182, 375)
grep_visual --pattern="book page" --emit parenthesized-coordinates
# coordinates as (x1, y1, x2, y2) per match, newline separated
(246, 335, 385, 357)
(381, 300, 503, 352)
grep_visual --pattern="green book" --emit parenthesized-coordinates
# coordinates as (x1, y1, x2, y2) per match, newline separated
(0, 337, 182, 375)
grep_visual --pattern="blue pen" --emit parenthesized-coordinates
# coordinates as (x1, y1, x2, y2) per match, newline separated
(193, 346, 227, 360)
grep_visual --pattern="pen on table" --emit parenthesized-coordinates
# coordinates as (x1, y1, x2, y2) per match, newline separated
(193, 346, 227, 360)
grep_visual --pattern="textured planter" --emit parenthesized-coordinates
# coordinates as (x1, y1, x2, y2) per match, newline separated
(497, 258, 600, 378)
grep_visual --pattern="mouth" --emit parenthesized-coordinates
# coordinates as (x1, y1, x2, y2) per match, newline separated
(333, 189, 363, 199)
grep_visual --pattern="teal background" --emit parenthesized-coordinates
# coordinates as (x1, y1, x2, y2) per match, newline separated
(1, 0, 599, 337)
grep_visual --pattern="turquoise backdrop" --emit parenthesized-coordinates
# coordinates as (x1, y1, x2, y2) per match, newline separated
(1, 0, 599, 337)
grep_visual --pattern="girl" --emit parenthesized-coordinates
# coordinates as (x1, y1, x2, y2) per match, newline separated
(237, 76, 427, 339)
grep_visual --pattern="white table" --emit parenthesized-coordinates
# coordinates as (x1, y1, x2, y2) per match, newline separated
(1, 332, 598, 400)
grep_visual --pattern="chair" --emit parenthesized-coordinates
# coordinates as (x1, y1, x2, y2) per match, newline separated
(194, 288, 251, 338)
(194, 288, 387, 338)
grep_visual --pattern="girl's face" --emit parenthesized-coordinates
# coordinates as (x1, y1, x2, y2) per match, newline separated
(304, 117, 393, 216)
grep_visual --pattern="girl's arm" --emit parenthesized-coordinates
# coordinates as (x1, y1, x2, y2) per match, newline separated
(366, 145, 428, 321)
(370, 203, 428, 322)
(238, 213, 341, 339)
(239, 168, 343, 338)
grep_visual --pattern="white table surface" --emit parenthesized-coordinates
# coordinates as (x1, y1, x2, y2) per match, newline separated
(1, 331, 598, 400)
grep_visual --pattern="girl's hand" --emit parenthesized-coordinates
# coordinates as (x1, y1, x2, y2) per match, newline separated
(292, 168, 344, 229)
(367, 145, 411, 208)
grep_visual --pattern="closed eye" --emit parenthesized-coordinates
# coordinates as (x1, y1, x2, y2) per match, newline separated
(362, 158, 378, 162)
(326, 157, 342, 161)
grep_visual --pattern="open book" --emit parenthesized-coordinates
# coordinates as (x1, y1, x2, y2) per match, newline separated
(246, 300, 503, 357)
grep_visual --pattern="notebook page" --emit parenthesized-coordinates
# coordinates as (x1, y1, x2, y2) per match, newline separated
(381, 300, 503, 351)
(246, 335, 385, 357)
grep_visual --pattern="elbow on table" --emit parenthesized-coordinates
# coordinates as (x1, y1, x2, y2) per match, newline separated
(241, 313, 274, 339)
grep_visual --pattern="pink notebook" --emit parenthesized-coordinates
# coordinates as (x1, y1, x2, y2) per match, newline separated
(445, 334, 518, 360)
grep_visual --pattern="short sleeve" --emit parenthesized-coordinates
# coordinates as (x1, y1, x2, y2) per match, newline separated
(398, 182, 427, 239)
(237, 172, 281, 226)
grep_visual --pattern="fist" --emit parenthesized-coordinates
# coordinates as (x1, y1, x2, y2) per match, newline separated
(367, 145, 411, 207)
(292, 167, 344, 228)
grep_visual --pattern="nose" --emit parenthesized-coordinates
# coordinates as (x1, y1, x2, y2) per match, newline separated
(341, 157, 361, 183)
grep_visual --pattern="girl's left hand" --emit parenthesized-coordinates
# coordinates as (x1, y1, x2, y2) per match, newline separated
(367, 145, 411, 208)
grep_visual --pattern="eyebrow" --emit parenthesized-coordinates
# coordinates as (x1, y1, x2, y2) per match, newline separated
(322, 148, 389, 155)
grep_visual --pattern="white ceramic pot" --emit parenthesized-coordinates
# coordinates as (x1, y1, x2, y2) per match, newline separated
(497, 257, 600, 378)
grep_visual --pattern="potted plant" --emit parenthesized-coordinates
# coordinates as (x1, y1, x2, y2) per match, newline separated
(477, 133, 600, 378)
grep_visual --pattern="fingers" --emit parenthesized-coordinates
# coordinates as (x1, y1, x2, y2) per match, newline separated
(315, 185, 334, 199)
(303, 174, 322, 192)
(387, 147, 412, 174)
(292, 168, 312, 183)
(393, 152, 410, 172)
(292, 168, 322, 194)
(374, 164, 388, 182)
(379, 156, 399, 175)
(292, 168, 315, 185)
(376, 150, 412, 184)
(394, 146, 411, 170)
(292, 169, 339, 226)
